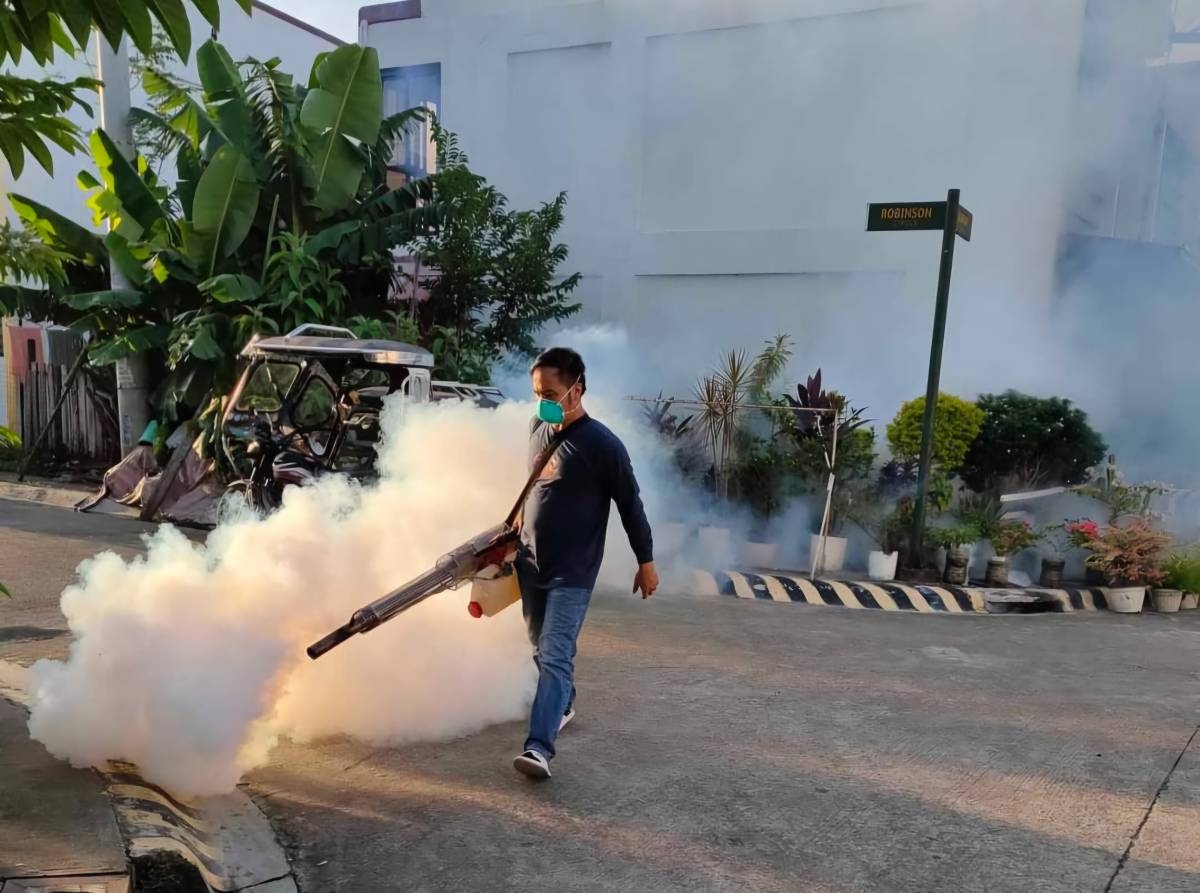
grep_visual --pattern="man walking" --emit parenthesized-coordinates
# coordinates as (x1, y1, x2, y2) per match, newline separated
(513, 347, 658, 779)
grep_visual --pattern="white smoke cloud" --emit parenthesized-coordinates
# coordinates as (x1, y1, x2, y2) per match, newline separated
(27, 400, 539, 795)
(25, 345, 711, 796)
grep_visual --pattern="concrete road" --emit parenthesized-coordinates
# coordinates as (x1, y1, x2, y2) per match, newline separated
(3, 497, 1200, 892)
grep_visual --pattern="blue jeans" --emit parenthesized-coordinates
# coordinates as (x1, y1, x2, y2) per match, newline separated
(519, 573, 592, 761)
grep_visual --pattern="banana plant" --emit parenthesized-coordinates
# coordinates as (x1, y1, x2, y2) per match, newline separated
(6, 38, 433, 428)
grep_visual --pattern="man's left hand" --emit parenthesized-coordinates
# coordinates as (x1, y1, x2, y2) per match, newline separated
(633, 562, 659, 599)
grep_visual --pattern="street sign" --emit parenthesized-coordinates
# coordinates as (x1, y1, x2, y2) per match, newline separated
(867, 189, 973, 569)
(956, 206, 973, 241)
(866, 202, 947, 232)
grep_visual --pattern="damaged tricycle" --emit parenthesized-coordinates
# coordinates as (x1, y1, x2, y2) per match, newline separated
(221, 325, 502, 512)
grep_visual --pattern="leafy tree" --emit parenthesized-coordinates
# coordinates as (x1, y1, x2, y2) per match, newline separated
(409, 130, 580, 381)
(961, 391, 1106, 492)
(886, 393, 984, 472)
(0, 0, 250, 177)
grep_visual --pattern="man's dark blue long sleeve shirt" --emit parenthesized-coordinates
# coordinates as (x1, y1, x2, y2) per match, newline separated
(517, 417, 654, 591)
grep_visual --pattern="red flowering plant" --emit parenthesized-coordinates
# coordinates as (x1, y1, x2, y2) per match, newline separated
(1084, 518, 1171, 587)
(1062, 519, 1100, 550)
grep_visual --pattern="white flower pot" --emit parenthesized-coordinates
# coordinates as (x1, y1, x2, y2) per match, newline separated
(868, 550, 899, 581)
(697, 526, 733, 569)
(809, 534, 847, 573)
(657, 522, 691, 558)
(1181, 592, 1199, 610)
(1150, 589, 1183, 613)
(741, 541, 780, 569)
(1105, 586, 1146, 614)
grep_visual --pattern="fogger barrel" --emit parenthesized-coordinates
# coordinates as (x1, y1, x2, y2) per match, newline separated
(306, 523, 515, 660)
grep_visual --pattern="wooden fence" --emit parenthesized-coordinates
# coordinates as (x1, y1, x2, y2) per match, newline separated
(16, 362, 120, 467)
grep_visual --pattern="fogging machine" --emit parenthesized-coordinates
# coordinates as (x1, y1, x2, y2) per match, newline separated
(307, 431, 565, 660)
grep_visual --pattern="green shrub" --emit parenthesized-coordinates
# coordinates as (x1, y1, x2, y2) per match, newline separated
(955, 492, 1005, 542)
(0, 426, 21, 470)
(787, 426, 876, 485)
(886, 393, 984, 471)
(1164, 551, 1200, 593)
(962, 392, 1106, 492)
(930, 524, 979, 549)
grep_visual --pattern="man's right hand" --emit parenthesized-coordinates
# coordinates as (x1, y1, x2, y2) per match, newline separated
(633, 562, 659, 599)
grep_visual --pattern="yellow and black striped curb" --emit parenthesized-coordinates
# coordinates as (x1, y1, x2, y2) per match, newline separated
(103, 762, 296, 893)
(698, 570, 1115, 614)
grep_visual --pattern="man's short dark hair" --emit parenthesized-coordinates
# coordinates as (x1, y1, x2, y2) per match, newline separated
(531, 347, 586, 394)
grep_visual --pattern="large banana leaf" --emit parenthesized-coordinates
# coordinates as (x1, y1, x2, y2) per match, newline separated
(187, 144, 261, 278)
(63, 289, 148, 311)
(300, 44, 383, 216)
(9, 192, 107, 265)
(196, 40, 263, 168)
(87, 128, 165, 237)
(104, 232, 149, 287)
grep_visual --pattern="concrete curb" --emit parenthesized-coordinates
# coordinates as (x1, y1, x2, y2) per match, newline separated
(0, 477, 92, 511)
(0, 662, 295, 893)
(103, 763, 297, 893)
(701, 570, 1117, 614)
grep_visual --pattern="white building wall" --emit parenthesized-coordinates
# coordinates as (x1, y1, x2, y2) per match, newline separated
(365, 0, 1089, 409)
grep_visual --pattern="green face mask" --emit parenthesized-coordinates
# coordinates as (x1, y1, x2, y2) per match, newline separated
(536, 378, 579, 425)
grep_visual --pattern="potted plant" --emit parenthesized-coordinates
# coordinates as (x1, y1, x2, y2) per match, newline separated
(732, 435, 787, 568)
(694, 336, 793, 567)
(932, 525, 980, 585)
(984, 521, 1039, 587)
(1164, 551, 1200, 610)
(642, 394, 702, 560)
(776, 369, 875, 576)
(1085, 518, 1171, 613)
(850, 499, 907, 582)
(954, 493, 1005, 581)
(1037, 524, 1075, 588)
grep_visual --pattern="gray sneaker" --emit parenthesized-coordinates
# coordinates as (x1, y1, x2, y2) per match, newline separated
(559, 706, 576, 732)
(513, 750, 551, 779)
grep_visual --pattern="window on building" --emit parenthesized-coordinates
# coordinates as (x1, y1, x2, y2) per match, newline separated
(381, 63, 441, 181)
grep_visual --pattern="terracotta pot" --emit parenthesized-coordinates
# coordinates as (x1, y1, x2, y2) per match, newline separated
(1105, 586, 1145, 613)
(984, 556, 1010, 587)
(1039, 556, 1066, 589)
(1181, 592, 1199, 610)
(1150, 588, 1183, 613)
(868, 550, 899, 581)
(943, 548, 970, 585)
(809, 534, 847, 573)
(741, 541, 780, 569)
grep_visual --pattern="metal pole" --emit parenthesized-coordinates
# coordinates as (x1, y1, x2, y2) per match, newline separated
(97, 34, 151, 457)
(909, 188, 960, 569)
(810, 408, 840, 580)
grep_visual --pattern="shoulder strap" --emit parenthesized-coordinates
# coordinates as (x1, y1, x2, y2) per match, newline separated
(504, 426, 569, 527)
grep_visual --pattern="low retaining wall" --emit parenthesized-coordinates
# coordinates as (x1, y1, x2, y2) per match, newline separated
(710, 571, 1114, 614)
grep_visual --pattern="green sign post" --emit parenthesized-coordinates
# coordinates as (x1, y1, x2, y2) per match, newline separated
(867, 189, 972, 569)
